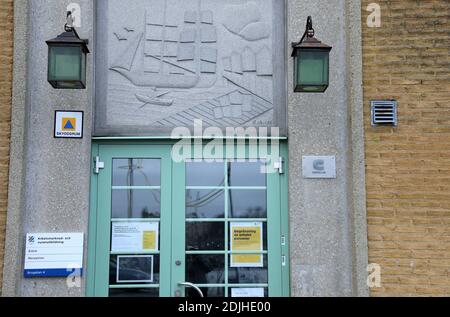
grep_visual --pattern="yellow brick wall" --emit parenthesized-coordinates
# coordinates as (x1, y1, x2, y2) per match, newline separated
(362, 0, 450, 296)
(0, 0, 13, 294)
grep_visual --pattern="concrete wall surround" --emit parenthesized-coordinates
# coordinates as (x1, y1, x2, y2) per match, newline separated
(287, 0, 367, 296)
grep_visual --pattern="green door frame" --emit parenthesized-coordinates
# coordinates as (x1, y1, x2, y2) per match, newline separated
(87, 143, 173, 296)
(86, 140, 290, 297)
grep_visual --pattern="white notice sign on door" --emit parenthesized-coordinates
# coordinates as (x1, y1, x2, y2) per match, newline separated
(111, 222, 159, 252)
(231, 288, 265, 297)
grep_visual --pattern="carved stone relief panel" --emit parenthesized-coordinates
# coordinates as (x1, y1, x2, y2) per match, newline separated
(95, 0, 286, 136)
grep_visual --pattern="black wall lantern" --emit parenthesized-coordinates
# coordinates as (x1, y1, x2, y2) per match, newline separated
(292, 16, 332, 93)
(46, 12, 90, 89)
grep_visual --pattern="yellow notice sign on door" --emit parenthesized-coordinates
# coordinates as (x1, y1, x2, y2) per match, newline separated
(230, 222, 264, 267)
(143, 231, 157, 250)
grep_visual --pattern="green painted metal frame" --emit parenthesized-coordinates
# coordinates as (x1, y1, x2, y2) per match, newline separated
(86, 143, 99, 296)
(280, 143, 290, 297)
(86, 140, 290, 297)
(87, 144, 172, 297)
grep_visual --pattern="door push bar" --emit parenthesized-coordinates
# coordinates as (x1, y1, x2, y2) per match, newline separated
(178, 282, 204, 298)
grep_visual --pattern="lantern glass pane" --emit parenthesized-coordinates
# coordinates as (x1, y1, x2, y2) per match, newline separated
(81, 49, 87, 84)
(48, 45, 82, 81)
(297, 49, 329, 86)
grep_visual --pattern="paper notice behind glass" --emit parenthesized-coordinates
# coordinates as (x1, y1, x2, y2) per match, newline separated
(111, 222, 159, 252)
(231, 288, 265, 297)
(230, 222, 263, 267)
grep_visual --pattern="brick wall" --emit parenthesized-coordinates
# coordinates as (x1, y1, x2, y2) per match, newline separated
(362, 0, 450, 296)
(0, 0, 13, 294)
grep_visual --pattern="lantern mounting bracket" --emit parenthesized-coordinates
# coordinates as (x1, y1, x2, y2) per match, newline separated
(291, 16, 315, 51)
(291, 16, 330, 57)
(65, 11, 74, 32)
(64, 11, 89, 45)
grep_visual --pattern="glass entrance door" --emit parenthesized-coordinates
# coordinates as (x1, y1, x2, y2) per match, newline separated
(88, 145, 173, 297)
(87, 142, 289, 297)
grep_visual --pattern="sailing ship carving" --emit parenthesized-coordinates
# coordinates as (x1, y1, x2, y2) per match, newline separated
(136, 89, 173, 108)
(110, 0, 218, 89)
(105, 0, 276, 126)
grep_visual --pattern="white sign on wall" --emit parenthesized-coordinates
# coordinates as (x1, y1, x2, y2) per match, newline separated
(54, 111, 84, 139)
(24, 233, 84, 278)
(302, 156, 337, 179)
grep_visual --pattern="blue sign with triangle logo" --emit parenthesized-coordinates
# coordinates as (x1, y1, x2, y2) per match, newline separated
(62, 118, 76, 131)
(64, 120, 74, 130)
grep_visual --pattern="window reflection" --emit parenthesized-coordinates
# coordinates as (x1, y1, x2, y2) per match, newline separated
(113, 159, 161, 187)
(186, 189, 225, 218)
(112, 189, 161, 218)
(228, 190, 267, 218)
(228, 162, 266, 187)
(187, 287, 224, 298)
(186, 222, 224, 251)
(186, 162, 224, 186)
(186, 255, 225, 284)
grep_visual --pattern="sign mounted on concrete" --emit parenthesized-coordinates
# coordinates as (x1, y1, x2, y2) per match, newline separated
(24, 233, 84, 278)
(54, 111, 84, 139)
(302, 156, 337, 179)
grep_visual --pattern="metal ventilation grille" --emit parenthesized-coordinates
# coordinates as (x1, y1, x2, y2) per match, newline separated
(371, 100, 398, 126)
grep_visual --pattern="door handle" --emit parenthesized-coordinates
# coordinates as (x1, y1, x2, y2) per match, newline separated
(178, 282, 204, 298)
